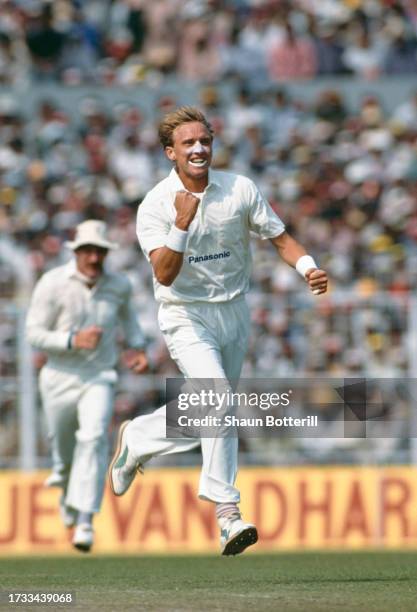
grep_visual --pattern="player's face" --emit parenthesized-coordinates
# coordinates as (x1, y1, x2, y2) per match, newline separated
(75, 245, 107, 282)
(165, 122, 213, 191)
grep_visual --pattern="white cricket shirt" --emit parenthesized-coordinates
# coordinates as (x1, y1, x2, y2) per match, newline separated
(137, 169, 285, 303)
(26, 260, 146, 376)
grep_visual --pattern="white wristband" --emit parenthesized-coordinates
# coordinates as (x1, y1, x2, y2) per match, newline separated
(166, 225, 188, 253)
(296, 255, 317, 278)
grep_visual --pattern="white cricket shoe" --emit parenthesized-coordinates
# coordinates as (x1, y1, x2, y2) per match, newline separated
(59, 495, 77, 528)
(108, 420, 143, 496)
(44, 472, 66, 488)
(72, 523, 94, 553)
(219, 517, 258, 556)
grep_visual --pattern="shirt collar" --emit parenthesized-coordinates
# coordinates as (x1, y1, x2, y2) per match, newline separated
(168, 168, 221, 192)
(65, 259, 105, 287)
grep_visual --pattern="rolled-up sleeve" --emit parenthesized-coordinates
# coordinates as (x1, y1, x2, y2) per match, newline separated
(246, 178, 285, 239)
(26, 275, 71, 352)
(136, 198, 170, 261)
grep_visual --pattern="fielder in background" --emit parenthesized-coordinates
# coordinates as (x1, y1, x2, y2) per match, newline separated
(109, 106, 328, 555)
(26, 220, 148, 552)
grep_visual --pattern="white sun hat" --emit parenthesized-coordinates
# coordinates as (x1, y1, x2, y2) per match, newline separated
(64, 220, 119, 251)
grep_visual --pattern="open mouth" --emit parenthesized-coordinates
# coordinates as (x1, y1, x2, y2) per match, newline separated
(188, 158, 208, 168)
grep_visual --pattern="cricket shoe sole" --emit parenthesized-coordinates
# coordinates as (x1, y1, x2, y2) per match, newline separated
(221, 523, 258, 556)
(108, 420, 143, 496)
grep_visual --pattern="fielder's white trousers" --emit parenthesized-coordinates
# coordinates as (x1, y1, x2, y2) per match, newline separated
(127, 296, 250, 504)
(39, 367, 115, 513)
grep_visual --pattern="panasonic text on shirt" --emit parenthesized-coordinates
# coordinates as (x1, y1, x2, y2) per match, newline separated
(188, 251, 231, 264)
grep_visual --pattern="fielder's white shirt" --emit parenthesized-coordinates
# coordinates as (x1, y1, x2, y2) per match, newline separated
(26, 260, 146, 376)
(137, 169, 285, 303)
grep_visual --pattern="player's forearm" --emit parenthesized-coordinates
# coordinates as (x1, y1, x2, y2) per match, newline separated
(122, 315, 147, 349)
(150, 222, 190, 286)
(26, 324, 72, 352)
(271, 231, 327, 294)
(150, 246, 184, 286)
(270, 231, 308, 268)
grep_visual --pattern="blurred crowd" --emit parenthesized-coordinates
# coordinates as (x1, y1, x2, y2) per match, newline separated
(0, 80, 415, 392)
(0, 0, 416, 86)
(0, 1, 416, 463)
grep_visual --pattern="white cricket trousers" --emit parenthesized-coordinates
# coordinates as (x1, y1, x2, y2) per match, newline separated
(39, 367, 115, 513)
(127, 296, 250, 503)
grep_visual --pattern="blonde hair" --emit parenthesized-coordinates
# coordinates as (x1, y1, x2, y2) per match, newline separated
(158, 106, 213, 148)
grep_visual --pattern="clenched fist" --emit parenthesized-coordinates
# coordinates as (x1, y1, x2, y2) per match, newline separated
(174, 190, 200, 231)
(72, 325, 103, 350)
(122, 349, 149, 374)
(305, 268, 328, 295)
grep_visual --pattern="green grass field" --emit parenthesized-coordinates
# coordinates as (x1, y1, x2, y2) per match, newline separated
(1, 553, 417, 611)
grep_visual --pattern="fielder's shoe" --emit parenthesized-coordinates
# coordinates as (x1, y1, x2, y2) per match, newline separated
(72, 523, 94, 553)
(219, 517, 258, 556)
(108, 420, 143, 496)
(59, 495, 77, 529)
(44, 472, 66, 488)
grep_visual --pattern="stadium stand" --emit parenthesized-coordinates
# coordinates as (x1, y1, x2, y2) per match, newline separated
(0, 0, 416, 468)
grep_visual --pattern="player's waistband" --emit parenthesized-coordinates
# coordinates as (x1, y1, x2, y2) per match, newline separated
(159, 293, 246, 311)
(159, 292, 246, 307)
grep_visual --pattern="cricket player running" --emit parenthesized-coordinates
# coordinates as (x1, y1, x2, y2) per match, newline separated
(109, 106, 328, 555)
(26, 220, 148, 552)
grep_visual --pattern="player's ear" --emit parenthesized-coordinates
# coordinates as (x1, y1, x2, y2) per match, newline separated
(165, 146, 176, 161)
